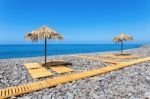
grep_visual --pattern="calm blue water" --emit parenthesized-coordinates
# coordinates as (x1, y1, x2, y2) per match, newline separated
(0, 44, 142, 59)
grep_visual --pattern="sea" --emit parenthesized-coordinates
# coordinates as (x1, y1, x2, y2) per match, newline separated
(0, 44, 142, 59)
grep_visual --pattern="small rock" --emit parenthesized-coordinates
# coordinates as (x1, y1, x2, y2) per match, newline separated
(142, 92, 150, 99)
(0, 70, 4, 74)
(145, 77, 150, 84)
(42, 95, 50, 99)
(92, 93, 99, 99)
(37, 94, 42, 99)
(66, 92, 74, 99)
(57, 96, 64, 99)
(22, 96, 31, 99)
(0, 75, 3, 79)
(10, 96, 17, 99)
(48, 93, 54, 98)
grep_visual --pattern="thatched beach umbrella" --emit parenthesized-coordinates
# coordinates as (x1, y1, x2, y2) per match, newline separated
(113, 33, 134, 54)
(25, 26, 63, 66)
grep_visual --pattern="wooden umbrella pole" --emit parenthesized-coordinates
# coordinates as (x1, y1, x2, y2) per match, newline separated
(121, 40, 123, 54)
(45, 38, 47, 66)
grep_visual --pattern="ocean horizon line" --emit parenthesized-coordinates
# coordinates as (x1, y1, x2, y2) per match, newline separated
(0, 44, 142, 59)
(0, 43, 144, 45)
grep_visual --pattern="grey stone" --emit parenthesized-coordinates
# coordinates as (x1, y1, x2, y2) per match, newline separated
(92, 93, 100, 99)
(0, 75, 3, 79)
(142, 92, 150, 99)
(145, 77, 150, 84)
(66, 92, 74, 99)
(42, 95, 50, 99)
(22, 96, 31, 99)
(37, 94, 42, 99)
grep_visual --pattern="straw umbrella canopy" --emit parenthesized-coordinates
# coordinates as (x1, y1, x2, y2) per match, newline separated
(113, 33, 134, 54)
(25, 26, 63, 66)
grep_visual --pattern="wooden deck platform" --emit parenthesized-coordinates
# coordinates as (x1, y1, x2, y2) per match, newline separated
(50, 65, 74, 74)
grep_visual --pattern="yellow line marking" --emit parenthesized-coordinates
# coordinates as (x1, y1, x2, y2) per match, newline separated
(0, 57, 150, 99)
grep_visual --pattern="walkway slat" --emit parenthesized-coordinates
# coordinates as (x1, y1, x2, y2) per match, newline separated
(8, 88, 12, 96)
(1, 90, 5, 97)
(18, 86, 22, 93)
(29, 83, 36, 91)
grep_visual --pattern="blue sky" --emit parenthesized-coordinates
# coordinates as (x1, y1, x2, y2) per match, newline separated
(0, 0, 150, 44)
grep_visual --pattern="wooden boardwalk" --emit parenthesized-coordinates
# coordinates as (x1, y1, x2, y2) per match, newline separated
(100, 54, 139, 59)
(0, 57, 150, 99)
(74, 55, 120, 64)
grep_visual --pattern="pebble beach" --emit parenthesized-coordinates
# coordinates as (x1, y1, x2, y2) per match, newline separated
(0, 45, 150, 99)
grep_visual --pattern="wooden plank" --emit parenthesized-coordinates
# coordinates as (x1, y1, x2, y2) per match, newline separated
(24, 63, 42, 69)
(1, 89, 5, 97)
(0, 89, 2, 97)
(28, 68, 53, 79)
(50, 65, 74, 74)
(18, 86, 22, 93)
(11, 87, 16, 95)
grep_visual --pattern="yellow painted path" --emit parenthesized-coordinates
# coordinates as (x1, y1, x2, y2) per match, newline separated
(0, 57, 150, 99)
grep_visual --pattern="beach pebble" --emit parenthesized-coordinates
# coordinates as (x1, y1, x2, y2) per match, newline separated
(145, 77, 150, 85)
(20, 96, 31, 99)
(42, 95, 50, 99)
(142, 92, 150, 99)
(91, 93, 99, 99)
(65, 92, 74, 99)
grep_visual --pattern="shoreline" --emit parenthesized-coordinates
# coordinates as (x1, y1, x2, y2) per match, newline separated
(0, 45, 150, 98)
(0, 44, 142, 60)
(0, 44, 143, 60)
